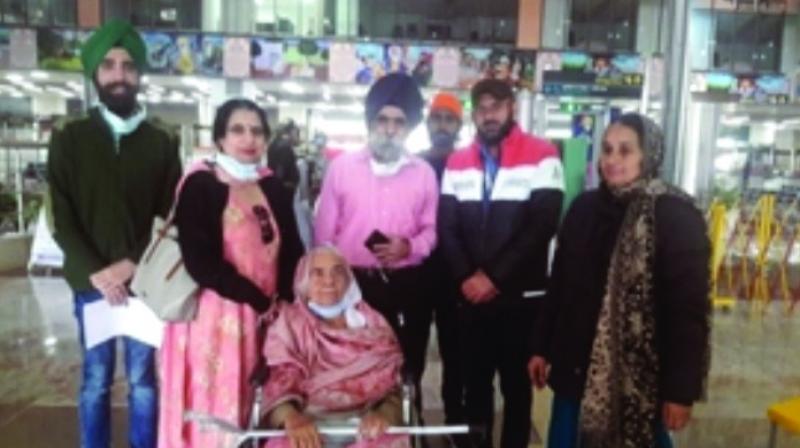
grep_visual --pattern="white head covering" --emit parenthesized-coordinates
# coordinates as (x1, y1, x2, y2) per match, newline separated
(294, 245, 366, 329)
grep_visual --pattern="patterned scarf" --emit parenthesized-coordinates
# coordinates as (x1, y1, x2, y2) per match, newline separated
(578, 115, 706, 447)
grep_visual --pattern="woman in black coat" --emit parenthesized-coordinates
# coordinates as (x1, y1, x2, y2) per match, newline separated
(528, 113, 711, 448)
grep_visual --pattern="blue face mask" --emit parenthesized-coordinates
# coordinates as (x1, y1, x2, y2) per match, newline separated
(430, 131, 456, 149)
(307, 298, 349, 319)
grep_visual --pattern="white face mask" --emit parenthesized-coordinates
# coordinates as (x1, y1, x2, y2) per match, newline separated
(306, 278, 366, 328)
(307, 299, 349, 319)
(369, 156, 410, 177)
(214, 152, 261, 182)
(98, 103, 146, 143)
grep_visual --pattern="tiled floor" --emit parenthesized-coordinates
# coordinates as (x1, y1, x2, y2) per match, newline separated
(1, 273, 800, 447)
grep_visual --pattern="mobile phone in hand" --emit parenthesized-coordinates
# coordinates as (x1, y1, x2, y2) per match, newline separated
(364, 229, 390, 252)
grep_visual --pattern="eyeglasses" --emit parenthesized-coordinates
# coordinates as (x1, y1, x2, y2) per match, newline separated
(252, 205, 275, 244)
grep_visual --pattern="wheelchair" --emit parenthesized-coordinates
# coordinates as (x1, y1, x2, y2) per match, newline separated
(186, 313, 474, 447)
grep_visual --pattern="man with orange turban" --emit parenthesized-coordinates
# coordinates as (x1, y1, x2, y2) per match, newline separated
(420, 92, 467, 446)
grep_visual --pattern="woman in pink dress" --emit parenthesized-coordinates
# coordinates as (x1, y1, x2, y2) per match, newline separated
(261, 246, 409, 448)
(158, 98, 304, 447)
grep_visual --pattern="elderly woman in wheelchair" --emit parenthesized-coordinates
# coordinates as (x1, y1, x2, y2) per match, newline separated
(260, 246, 409, 448)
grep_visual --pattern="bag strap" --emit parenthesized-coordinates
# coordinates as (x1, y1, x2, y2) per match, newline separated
(162, 159, 217, 229)
(142, 160, 216, 264)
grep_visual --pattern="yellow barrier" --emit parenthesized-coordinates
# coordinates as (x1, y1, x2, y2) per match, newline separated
(715, 197, 761, 307)
(708, 201, 734, 309)
(709, 194, 798, 313)
(770, 196, 800, 313)
(751, 194, 775, 313)
(773, 223, 799, 312)
(707, 194, 800, 312)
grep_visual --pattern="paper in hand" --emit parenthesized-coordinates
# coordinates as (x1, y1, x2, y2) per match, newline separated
(82, 297, 166, 350)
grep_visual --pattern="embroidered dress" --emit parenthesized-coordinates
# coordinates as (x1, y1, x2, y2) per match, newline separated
(158, 170, 281, 448)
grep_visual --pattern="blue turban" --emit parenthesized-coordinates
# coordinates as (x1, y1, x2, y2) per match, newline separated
(365, 73, 424, 128)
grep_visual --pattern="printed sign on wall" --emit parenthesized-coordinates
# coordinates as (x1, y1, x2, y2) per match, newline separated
(432, 47, 460, 88)
(251, 39, 284, 79)
(142, 31, 177, 74)
(383, 44, 435, 87)
(690, 71, 791, 104)
(195, 35, 224, 76)
(459, 47, 492, 89)
(223, 37, 251, 78)
(37, 28, 87, 72)
(541, 51, 644, 98)
(486, 49, 536, 90)
(11, 28, 37, 69)
(281, 39, 329, 81)
(328, 42, 357, 84)
(353, 43, 385, 85)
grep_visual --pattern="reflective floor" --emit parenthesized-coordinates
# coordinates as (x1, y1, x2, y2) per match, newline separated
(1, 273, 799, 447)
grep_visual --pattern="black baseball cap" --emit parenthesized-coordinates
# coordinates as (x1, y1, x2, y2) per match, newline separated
(471, 78, 514, 104)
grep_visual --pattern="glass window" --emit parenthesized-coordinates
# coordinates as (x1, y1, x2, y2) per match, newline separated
(713, 12, 783, 72)
(254, 0, 328, 36)
(274, 0, 300, 35)
(50, 0, 77, 25)
(26, 0, 77, 26)
(355, 0, 519, 43)
(322, 0, 337, 36)
(0, 0, 26, 24)
(249, 0, 518, 41)
(105, 0, 200, 29)
(569, 0, 638, 51)
(328, 0, 360, 36)
(0, 0, 76, 26)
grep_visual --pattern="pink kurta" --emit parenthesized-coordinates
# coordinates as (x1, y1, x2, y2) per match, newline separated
(262, 300, 409, 448)
(158, 172, 280, 448)
(313, 150, 438, 268)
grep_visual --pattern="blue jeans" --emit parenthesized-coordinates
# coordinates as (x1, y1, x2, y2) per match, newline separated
(74, 290, 158, 448)
(548, 395, 673, 448)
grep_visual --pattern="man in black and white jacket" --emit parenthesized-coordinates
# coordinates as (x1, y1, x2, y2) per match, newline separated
(438, 79, 564, 448)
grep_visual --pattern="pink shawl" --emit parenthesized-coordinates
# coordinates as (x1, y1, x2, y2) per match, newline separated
(262, 298, 403, 416)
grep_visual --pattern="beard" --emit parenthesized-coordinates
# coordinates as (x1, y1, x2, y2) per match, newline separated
(368, 133, 406, 164)
(477, 118, 515, 146)
(96, 81, 139, 117)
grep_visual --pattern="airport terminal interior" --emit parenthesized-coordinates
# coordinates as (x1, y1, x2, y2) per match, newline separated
(1, 0, 800, 447)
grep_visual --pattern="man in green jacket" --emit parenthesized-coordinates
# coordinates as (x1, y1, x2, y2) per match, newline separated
(47, 19, 182, 448)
